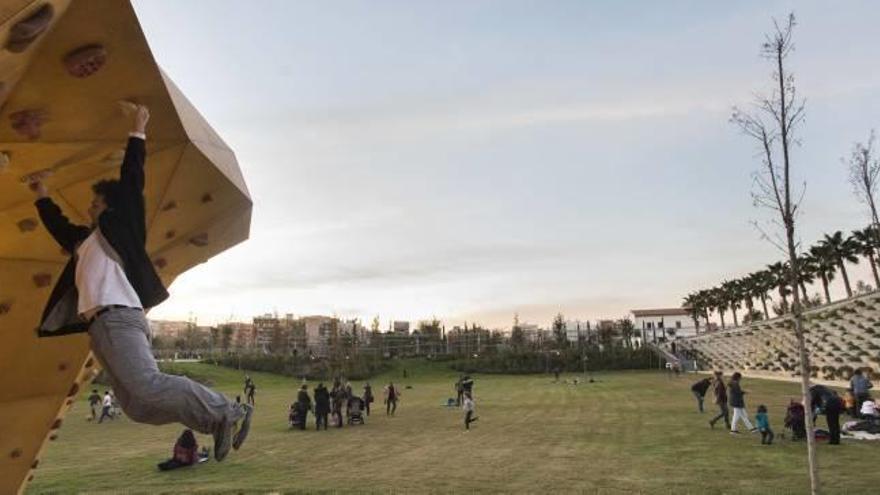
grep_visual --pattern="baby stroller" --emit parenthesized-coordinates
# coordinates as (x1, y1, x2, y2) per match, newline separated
(289, 402, 305, 429)
(784, 400, 806, 441)
(347, 396, 365, 425)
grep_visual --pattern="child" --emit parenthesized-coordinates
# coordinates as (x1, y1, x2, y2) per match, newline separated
(463, 392, 478, 430)
(755, 404, 774, 445)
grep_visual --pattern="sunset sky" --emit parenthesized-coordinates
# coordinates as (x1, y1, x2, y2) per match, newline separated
(135, 0, 880, 329)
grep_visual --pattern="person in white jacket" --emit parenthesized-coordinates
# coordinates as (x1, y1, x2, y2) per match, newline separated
(463, 392, 478, 430)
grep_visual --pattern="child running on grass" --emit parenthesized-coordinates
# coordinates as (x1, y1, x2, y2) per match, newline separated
(755, 404, 774, 445)
(463, 392, 478, 430)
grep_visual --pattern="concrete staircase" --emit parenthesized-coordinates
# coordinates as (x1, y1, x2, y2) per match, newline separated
(676, 292, 880, 382)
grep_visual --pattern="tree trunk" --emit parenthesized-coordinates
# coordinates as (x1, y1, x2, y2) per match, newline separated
(869, 252, 880, 289)
(719, 310, 726, 329)
(760, 293, 770, 320)
(799, 281, 809, 301)
(732, 307, 739, 327)
(821, 274, 831, 304)
(839, 258, 853, 298)
(778, 286, 789, 313)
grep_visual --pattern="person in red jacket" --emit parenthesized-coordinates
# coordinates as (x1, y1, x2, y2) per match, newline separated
(158, 429, 202, 471)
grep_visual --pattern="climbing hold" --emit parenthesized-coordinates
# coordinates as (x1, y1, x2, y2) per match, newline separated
(66, 383, 77, 397)
(85, 357, 94, 368)
(32, 273, 52, 288)
(201, 193, 213, 203)
(27, 474, 34, 482)
(50, 418, 62, 430)
(31, 459, 39, 469)
(0, 151, 9, 173)
(189, 233, 209, 247)
(48, 434, 58, 441)
(161, 201, 177, 212)
(10, 109, 47, 140)
(154, 257, 167, 269)
(10, 448, 22, 459)
(165, 230, 176, 240)
(17, 218, 37, 232)
(63, 44, 107, 78)
(5, 4, 54, 53)
(0, 301, 11, 315)
(58, 362, 69, 372)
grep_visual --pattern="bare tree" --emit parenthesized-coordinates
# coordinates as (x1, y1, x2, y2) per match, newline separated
(730, 14, 819, 494)
(847, 130, 880, 251)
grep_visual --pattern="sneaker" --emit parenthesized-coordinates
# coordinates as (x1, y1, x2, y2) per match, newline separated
(709, 421, 715, 429)
(749, 427, 758, 433)
(233, 404, 254, 450)
(213, 417, 234, 462)
(730, 430, 740, 435)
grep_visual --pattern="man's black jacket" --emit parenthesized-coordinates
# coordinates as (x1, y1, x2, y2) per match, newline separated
(35, 136, 168, 337)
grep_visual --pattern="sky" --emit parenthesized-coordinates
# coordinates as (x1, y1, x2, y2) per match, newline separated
(133, 0, 880, 329)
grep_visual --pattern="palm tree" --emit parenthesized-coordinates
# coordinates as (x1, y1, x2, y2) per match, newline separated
(682, 293, 702, 334)
(795, 253, 818, 301)
(853, 226, 880, 288)
(710, 287, 727, 329)
(809, 243, 837, 304)
(722, 279, 742, 327)
(819, 231, 860, 298)
(767, 261, 791, 314)
(751, 270, 774, 319)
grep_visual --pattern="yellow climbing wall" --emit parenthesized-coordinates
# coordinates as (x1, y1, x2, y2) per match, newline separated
(0, 2, 252, 492)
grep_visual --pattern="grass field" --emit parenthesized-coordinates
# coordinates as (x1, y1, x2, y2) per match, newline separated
(27, 360, 879, 494)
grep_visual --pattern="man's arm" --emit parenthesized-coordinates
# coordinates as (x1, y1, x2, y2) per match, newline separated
(119, 104, 149, 195)
(30, 179, 90, 252)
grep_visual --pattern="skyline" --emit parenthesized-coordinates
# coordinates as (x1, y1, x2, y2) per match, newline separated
(133, 1, 880, 328)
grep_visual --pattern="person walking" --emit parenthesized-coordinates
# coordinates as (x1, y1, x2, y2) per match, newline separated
(296, 385, 312, 431)
(246, 381, 256, 406)
(690, 377, 712, 413)
(463, 392, 478, 430)
(755, 404, 774, 445)
(87, 389, 101, 421)
(850, 369, 873, 416)
(98, 390, 113, 423)
(708, 371, 730, 430)
(314, 383, 330, 430)
(455, 376, 464, 407)
(28, 103, 252, 462)
(728, 372, 755, 434)
(363, 383, 374, 416)
(385, 382, 400, 416)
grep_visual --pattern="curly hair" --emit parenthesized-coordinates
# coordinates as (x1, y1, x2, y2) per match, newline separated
(91, 179, 121, 209)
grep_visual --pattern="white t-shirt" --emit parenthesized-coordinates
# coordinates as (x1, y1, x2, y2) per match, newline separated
(861, 400, 877, 416)
(463, 397, 475, 412)
(102, 394, 112, 408)
(75, 230, 141, 314)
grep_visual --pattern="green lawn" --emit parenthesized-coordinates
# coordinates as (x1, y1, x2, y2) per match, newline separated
(27, 360, 879, 494)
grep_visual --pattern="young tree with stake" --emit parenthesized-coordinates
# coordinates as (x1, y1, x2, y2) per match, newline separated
(730, 14, 820, 495)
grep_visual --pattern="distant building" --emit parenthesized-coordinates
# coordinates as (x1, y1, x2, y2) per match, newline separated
(631, 308, 696, 341)
(392, 321, 410, 336)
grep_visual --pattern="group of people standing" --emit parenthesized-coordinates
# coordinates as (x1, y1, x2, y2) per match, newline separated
(691, 369, 876, 446)
(289, 378, 401, 430)
(87, 389, 118, 423)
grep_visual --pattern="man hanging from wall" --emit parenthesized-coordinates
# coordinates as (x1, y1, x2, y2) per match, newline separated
(27, 103, 253, 462)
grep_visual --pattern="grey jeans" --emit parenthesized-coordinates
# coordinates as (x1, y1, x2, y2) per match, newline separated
(88, 307, 241, 434)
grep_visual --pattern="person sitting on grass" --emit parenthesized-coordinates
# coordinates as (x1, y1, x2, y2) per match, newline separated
(463, 392, 478, 430)
(157, 429, 206, 471)
(860, 398, 878, 420)
(755, 404, 774, 445)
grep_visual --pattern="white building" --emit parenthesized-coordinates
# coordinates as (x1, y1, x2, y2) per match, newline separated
(631, 308, 696, 341)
